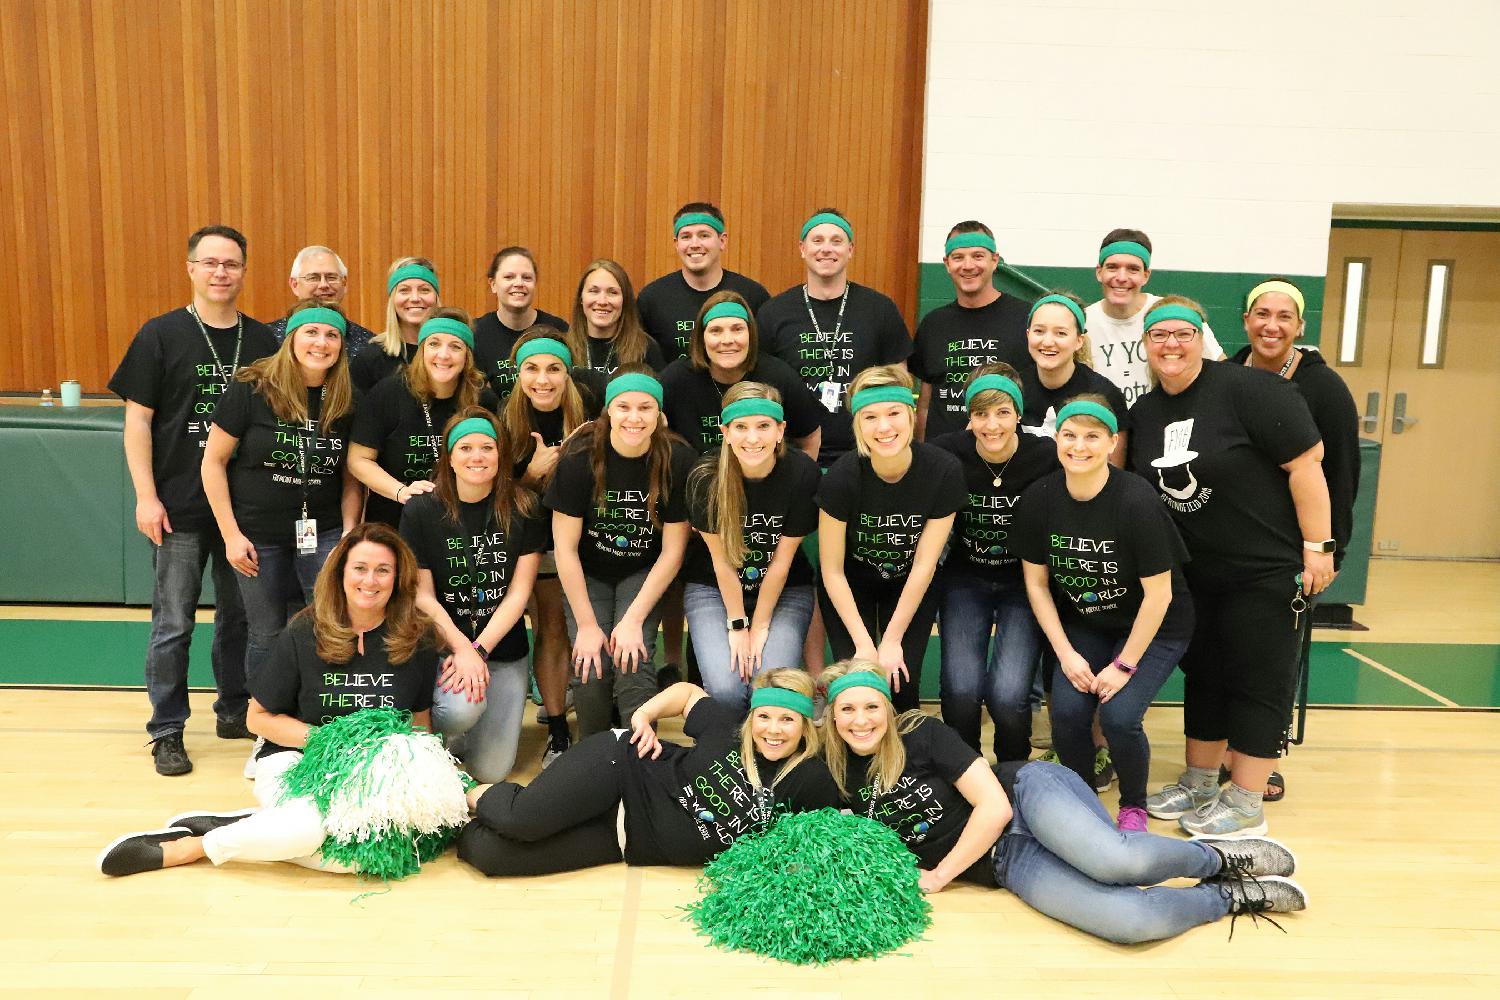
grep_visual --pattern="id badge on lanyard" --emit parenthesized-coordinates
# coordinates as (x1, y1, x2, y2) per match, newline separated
(816, 381, 843, 413)
(294, 517, 319, 555)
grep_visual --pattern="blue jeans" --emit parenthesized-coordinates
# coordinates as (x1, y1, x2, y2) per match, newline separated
(1050, 616, 1192, 810)
(938, 572, 1042, 761)
(683, 582, 815, 712)
(995, 761, 1229, 943)
(432, 655, 530, 783)
(235, 528, 341, 687)
(144, 527, 249, 739)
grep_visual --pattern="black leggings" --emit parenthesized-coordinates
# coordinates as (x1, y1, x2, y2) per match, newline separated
(458, 731, 626, 876)
(820, 578, 939, 712)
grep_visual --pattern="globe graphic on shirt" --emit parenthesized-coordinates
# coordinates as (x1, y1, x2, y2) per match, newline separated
(743, 566, 761, 580)
(1081, 592, 1099, 603)
(613, 536, 629, 548)
(988, 545, 1006, 555)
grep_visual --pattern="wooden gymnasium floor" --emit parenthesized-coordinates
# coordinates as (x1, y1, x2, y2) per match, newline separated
(3, 560, 1499, 999)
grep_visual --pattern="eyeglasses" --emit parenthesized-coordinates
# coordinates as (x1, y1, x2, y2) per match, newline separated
(297, 272, 345, 285)
(1146, 327, 1201, 345)
(190, 258, 245, 273)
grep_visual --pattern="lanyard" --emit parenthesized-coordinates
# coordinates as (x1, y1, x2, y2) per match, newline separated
(864, 777, 883, 819)
(187, 305, 243, 382)
(294, 385, 328, 520)
(802, 283, 849, 357)
(460, 503, 496, 641)
(419, 400, 443, 467)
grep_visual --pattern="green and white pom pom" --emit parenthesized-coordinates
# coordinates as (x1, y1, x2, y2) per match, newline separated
(277, 708, 470, 881)
(684, 808, 932, 964)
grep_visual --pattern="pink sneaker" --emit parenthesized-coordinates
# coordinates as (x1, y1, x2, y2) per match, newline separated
(1117, 806, 1149, 832)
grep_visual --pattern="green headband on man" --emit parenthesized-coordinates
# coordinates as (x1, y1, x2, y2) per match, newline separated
(1029, 294, 1088, 334)
(964, 374, 1024, 415)
(750, 686, 815, 719)
(826, 670, 891, 704)
(604, 372, 664, 408)
(721, 398, 784, 425)
(800, 212, 853, 241)
(285, 306, 347, 336)
(1246, 279, 1306, 318)
(1142, 303, 1204, 332)
(1097, 240, 1151, 268)
(701, 301, 750, 326)
(387, 263, 439, 295)
(850, 385, 917, 414)
(674, 212, 725, 236)
(944, 231, 998, 256)
(446, 416, 497, 452)
(1055, 399, 1119, 435)
(418, 317, 474, 351)
(515, 337, 573, 368)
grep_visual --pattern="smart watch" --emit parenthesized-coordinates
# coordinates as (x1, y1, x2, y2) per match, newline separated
(726, 617, 750, 631)
(1302, 538, 1336, 553)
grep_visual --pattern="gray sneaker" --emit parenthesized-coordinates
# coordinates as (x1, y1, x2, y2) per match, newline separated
(1146, 778, 1218, 820)
(1193, 835, 1296, 878)
(1180, 795, 1268, 838)
(1223, 874, 1307, 914)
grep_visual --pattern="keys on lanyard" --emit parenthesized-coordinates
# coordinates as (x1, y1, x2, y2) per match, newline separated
(1291, 574, 1308, 632)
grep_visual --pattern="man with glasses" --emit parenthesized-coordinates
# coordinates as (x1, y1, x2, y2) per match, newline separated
(108, 225, 278, 776)
(267, 245, 374, 355)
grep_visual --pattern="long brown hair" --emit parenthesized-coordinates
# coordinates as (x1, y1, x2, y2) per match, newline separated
(433, 407, 537, 534)
(566, 258, 652, 368)
(818, 659, 928, 797)
(379, 255, 441, 357)
(503, 327, 588, 470)
(687, 381, 785, 568)
(740, 668, 821, 790)
(308, 522, 434, 664)
(236, 298, 354, 429)
(403, 306, 487, 407)
(688, 289, 759, 372)
(561, 363, 683, 526)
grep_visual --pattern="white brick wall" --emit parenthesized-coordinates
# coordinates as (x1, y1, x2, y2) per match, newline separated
(921, 0, 1500, 273)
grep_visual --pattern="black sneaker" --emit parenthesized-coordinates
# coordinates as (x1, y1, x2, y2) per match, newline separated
(166, 808, 257, 838)
(216, 715, 254, 740)
(151, 733, 193, 776)
(96, 827, 193, 877)
(542, 727, 571, 769)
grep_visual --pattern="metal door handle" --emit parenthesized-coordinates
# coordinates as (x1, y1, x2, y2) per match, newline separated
(1362, 392, 1380, 434)
(1391, 392, 1418, 433)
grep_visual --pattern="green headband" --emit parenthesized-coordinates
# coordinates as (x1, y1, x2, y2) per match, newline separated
(964, 374, 1024, 415)
(604, 372, 663, 408)
(1142, 303, 1204, 332)
(944, 232, 997, 255)
(674, 212, 724, 236)
(446, 416, 497, 452)
(285, 306, 347, 336)
(827, 671, 891, 705)
(387, 263, 439, 295)
(800, 212, 853, 241)
(515, 337, 573, 368)
(1097, 241, 1152, 268)
(1055, 400, 1119, 434)
(701, 301, 750, 325)
(1029, 294, 1087, 334)
(418, 317, 474, 351)
(721, 398, 784, 425)
(850, 384, 917, 414)
(750, 686, 815, 719)
(1246, 280, 1306, 318)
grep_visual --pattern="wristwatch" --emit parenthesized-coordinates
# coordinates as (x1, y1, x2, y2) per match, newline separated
(1109, 657, 1137, 675)
(472, 639, 490, 658)
(1302, 538, 1336, 553)
(726, 617, 750, 632)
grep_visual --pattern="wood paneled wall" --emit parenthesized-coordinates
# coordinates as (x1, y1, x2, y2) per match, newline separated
(0, 0, 928, 393)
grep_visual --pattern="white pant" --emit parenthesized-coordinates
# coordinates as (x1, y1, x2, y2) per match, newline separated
(201, 750, 353, 873)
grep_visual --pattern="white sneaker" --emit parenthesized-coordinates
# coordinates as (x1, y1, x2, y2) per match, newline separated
(243, 737, 264, 780)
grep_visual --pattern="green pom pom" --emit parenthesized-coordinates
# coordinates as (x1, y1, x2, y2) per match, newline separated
(684, 808, 932, 964)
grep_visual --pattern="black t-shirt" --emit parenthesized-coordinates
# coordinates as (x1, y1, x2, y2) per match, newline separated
(658, 356, 823, 454)
(847, 715, 995, 885)
(931, 430, 1059, 587)
(622, 697, 841, 866)
(637, 270, 772, 365)
(471, 309, 570, 400)
(816, 442, 965, 588)
(1019, 364, 1130, 439)
(399, 493, 549, 661)
(684, 450, 820, 594)
(107, 308, 278, 530)
(1011, 467, 1191, 634)
(757, 283, 912, 462)
(581, 335, 667, 377)
(211, 380, 354, 545)
(1128, 361, 1321, 588)
(350, 340, 417, 394)
(351, 377, 501, 527)
(909, 295, 1033, 440)
(543, 434, 698, 582)
(250, 615, 438, 758)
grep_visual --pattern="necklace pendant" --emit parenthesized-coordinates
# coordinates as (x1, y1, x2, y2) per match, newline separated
(992, 475, 1003, 488)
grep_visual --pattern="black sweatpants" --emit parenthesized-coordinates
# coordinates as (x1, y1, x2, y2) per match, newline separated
(458, 730, 627, 876)
(820, 577, 939, 713)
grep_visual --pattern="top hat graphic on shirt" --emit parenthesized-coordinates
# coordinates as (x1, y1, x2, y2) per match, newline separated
(1150, 418, 1200, 500)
